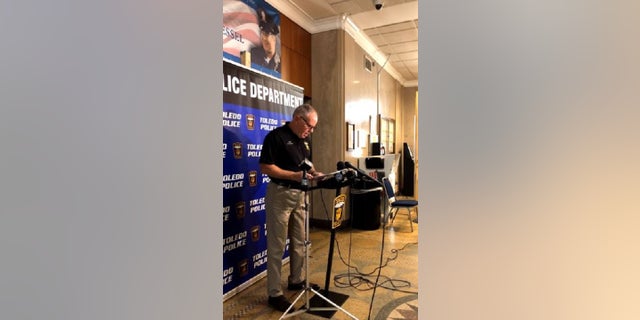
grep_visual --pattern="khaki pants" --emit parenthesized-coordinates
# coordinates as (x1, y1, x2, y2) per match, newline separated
(265, 182, 307, 297)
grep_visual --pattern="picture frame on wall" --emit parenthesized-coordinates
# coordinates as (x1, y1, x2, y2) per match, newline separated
(377, 114, 396, 154)
(347, 123, 355, 150)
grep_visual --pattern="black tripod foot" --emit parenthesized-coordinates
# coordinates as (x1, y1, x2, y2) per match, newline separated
(307, 290, 349, 319)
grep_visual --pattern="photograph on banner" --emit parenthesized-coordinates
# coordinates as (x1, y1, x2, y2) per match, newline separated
(223, 0, 282, 78)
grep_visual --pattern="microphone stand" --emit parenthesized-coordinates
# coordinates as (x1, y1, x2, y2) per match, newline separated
(280, 168, 357, 320)
(323, 184, 342, 291)
(307, 174, 352, 318)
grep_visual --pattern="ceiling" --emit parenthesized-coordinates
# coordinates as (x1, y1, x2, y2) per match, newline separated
(267, 0, 418, 87)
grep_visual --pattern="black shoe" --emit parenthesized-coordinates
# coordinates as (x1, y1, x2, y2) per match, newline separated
(268, 295, 292, 312)
(287, 280, 320, 291)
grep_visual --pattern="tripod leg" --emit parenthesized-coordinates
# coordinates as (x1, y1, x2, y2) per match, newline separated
(278, 288, 310, 319)
(307, 288, 359, 319)
(280, 188, 357, 319)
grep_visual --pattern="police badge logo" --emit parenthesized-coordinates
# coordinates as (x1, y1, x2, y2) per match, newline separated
(246, 114, 255, 130)
(251, 225, 260, 242)
(248, 170, 258, 186)
(238, 259, 249, 277)
(232, 142, 243, 159)
(235, 201, 245, 219)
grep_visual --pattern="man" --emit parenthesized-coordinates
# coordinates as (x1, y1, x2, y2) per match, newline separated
(259, 104, 322, 312)
(251, 8, 281, 72)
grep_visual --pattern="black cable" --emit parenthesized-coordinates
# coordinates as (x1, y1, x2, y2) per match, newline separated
(316, 186, 419, 318)
(367, 214, 387, 320)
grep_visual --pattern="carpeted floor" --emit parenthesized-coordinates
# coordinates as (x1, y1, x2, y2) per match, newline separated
(223, 211, 419, 320)
(374, 294, 418, 320)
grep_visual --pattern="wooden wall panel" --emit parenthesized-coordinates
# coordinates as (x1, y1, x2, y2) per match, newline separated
(280, 15, 312, 98)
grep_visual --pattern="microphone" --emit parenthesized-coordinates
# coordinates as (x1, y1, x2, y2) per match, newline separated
(299, 158, 313, 187)
(342, 167, 356, 180)
(299, 158, 313, 171)
(344, 161, 367, 177)
(316, 162, 353, 189)
(344, 161, 382, 186)
(332, 161, 351, 182)
(335, 161, 345, 181)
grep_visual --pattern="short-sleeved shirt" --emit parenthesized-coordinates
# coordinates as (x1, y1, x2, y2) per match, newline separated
(259, 122, 311, 187)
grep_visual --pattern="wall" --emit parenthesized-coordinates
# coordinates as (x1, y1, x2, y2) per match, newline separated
(309, 26, 415, 224)
(344, 33, 401, 161)
(344, 32, 403, 196)
(309, 29, 346, 222)
(400, 87, 418, 154)
(279, 15, 312, 98)
(344, 34, 378, 161)
(400, 86, 418, 195)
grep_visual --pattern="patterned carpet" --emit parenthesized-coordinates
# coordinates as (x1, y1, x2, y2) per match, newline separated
(374, 294, 418, 320)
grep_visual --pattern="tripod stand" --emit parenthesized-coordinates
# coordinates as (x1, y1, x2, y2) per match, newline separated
(280, 167, 358, 319)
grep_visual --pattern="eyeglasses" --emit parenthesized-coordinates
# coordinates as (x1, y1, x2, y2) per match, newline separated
(299, 116, 316, 130)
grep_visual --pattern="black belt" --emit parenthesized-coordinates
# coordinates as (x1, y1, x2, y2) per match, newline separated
(271, 180, 305, 190)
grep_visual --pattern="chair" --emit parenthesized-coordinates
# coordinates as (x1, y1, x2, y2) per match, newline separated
(382, 177, 418, 232)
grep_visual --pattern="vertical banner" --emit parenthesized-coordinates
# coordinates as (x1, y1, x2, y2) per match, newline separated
(223, 0, 282, 78)
(222, 60, 304, 297)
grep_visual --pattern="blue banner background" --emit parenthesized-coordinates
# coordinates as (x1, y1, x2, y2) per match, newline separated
(222, 60, 302, 296)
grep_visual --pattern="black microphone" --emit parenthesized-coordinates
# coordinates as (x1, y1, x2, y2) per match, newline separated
(344, 161, 382, 186)
(344, 161, 367, 177)
(335, 161, 346, 181)
(331, 161, 352, 182)
(342, 168, 356, 181)
(299, 158, 313, 171)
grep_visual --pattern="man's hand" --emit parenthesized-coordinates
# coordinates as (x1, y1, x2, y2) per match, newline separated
(302, 171, 314, 181)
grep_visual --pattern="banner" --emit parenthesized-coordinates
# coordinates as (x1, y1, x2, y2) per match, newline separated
(223, 0, 282, 78)
(222, 60, 304, 297)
